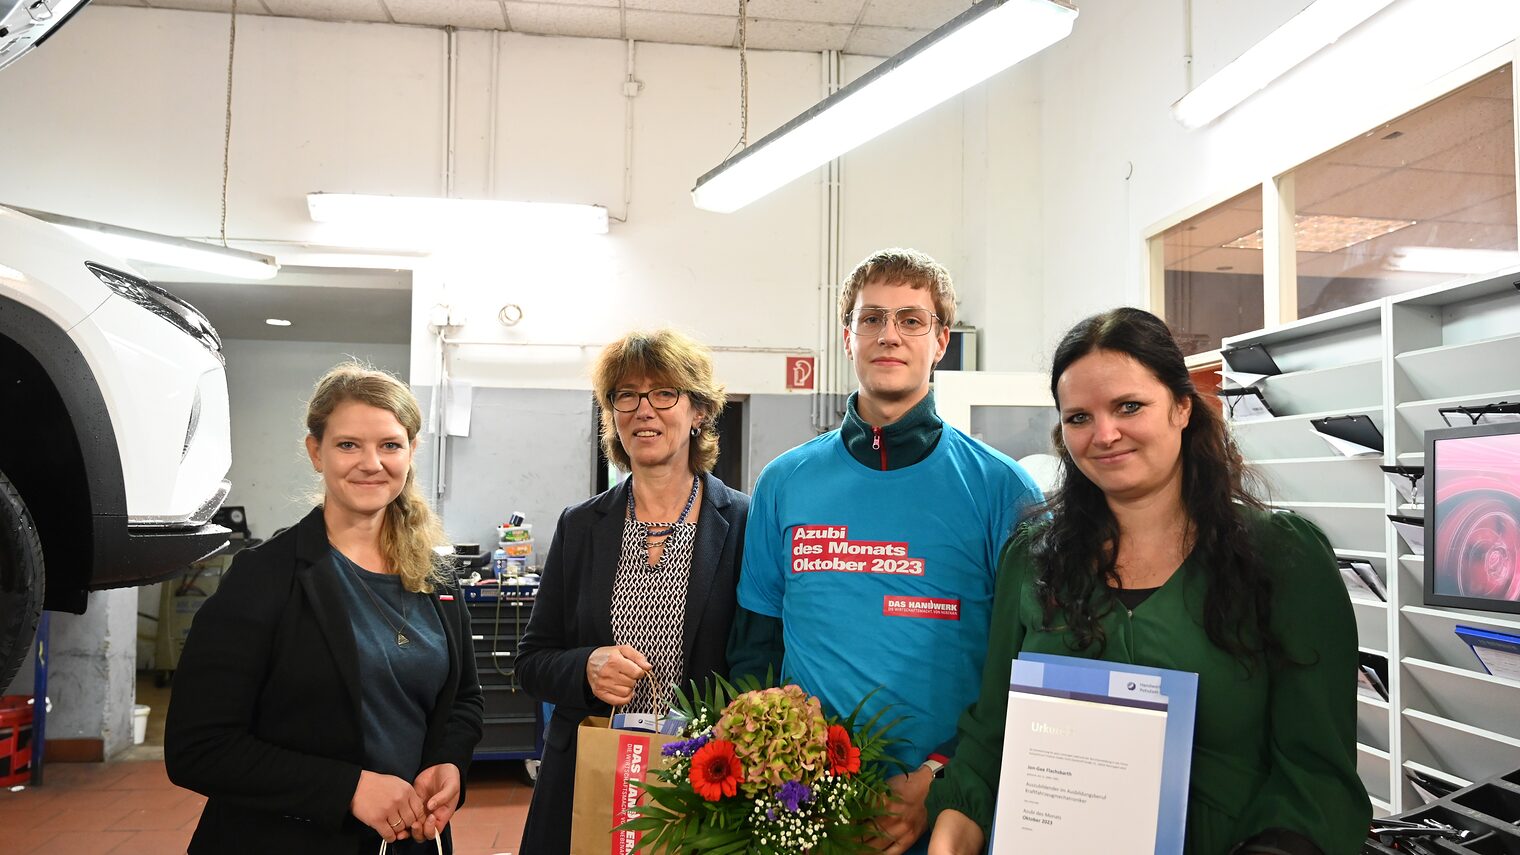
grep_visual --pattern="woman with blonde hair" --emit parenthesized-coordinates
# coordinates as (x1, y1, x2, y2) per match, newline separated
(167, 362, 483, 854)
(518, 329, 750, 854)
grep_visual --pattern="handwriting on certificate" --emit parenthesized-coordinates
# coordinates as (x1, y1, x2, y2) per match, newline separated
(790, 525, 925, 575)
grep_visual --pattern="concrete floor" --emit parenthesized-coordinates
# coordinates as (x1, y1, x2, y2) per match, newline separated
(0, 673, 532, 855)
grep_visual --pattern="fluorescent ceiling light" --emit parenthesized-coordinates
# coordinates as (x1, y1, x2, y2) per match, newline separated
(691, 0, 1077, 213)
(11, 206, 279, 280)
(307, 193, 609, 242)
(265, 318, 293, 327)
(1224, 214, 1415, 253)
(1386, 246, 1520, 275)
(1172, 0, 1398, 129)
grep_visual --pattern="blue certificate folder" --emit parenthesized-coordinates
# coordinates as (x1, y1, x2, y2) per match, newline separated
(1454, 625, 1520, 678)
(1013, 653, 1199, 855)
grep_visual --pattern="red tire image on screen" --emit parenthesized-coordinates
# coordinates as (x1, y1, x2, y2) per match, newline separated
(1435, 491, 1520, 602)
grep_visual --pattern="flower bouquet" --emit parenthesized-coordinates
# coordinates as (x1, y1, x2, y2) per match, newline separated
(615, 676, 903, 854)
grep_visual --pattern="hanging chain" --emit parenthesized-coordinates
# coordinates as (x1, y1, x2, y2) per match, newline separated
(220, 0, 238, 247)
(737, 0, 749, 148)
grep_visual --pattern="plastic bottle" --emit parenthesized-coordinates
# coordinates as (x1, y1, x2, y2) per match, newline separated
(491, 546, 508, 577)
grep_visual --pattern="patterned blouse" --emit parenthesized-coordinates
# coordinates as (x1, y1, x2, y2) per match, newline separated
(608, 511, 697, 716)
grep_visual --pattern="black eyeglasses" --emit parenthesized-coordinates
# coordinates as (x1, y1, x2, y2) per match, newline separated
(847, 307, 940, 336)
(609, 387, 683, 412)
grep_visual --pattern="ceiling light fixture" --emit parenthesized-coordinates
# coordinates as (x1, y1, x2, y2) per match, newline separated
(265, 318, 293, 327)
(11, 206, 280, 280)
(306, 193, 610, 241)
(691, 0, 1078, 213)
(1224, 214, 1416, 253)
(1386, 246, 1520, 275)
(1172, 0, 1398, 130)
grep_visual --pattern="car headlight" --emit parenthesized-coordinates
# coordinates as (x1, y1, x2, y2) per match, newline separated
(86, 262, 223, 361)
(183, 386, 202, 460)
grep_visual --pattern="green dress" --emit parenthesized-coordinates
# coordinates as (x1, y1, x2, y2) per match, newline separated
(926, 509, 1370, 854)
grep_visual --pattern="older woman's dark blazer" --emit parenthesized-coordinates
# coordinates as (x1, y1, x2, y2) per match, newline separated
(165, 506, 484, 855)
(516, 472, 749, 855)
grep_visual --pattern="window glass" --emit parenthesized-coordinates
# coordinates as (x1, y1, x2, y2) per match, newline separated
(1290, 66, 1516, 316)
(1159, 185, 1266, 355)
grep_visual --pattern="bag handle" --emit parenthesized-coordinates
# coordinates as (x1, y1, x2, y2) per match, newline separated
(378, 834, 445, 854)
(610, 670, 667, 726)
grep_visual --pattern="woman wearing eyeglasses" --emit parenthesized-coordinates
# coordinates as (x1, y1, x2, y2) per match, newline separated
(517, 329, 750, 855)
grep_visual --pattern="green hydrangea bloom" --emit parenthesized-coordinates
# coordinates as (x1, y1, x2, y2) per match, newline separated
(714, 685, 829, 798)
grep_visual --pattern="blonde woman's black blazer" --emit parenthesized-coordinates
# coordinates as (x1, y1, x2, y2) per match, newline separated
(165, 506, 484, 855)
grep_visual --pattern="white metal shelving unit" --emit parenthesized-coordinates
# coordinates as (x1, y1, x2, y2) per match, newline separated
(1220, 266, 1520, 816)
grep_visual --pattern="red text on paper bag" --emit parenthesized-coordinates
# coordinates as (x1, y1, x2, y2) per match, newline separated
(790, 525, 925, 575)
(612, 734, 650, 855)
(786, 356, 815, 390)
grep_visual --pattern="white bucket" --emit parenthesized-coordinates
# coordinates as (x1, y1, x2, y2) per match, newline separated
(132, 704, 150, 745)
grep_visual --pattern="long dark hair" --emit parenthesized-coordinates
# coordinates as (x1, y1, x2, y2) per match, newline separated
(1032, 307, 1280, 666)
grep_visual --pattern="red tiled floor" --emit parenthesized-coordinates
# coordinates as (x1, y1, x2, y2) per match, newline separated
(448, 824, 508, 852)
(33, 803, 141, 834)
(0, 828, 65, 854)
(0, 786, 68, 828)
(92, 829, 194, 855)
(0, 759, 531, 855)
(105, 801, 207, 832)
(21, 830, 135, 854)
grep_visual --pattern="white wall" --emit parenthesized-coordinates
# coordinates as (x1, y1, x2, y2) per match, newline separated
(221, 338, 411, 539)
(12, 2, 1508, 392)
(48, 589, 137, 758)
(958, 64, 1047, 373)
(406, 41, 988, 393)
(0, 6, 1018, 392)
(1029, 0, 1520, 352)
(0, 10, 446, 240)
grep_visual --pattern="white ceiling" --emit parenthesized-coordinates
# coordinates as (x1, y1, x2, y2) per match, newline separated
(92, 0, 972, 56)
(164, 266, 413, 343)
(1164, 68, 1517, 279)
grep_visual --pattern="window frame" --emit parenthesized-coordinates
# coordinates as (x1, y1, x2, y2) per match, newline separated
(1145, 44, 1520, 367)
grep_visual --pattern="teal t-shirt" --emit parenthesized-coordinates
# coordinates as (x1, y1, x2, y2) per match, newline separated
(329, 549, 447, 785)
(736, 425, 1043, 770)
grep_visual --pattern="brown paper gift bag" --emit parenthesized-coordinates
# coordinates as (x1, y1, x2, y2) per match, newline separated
(569, 716, 679, 855)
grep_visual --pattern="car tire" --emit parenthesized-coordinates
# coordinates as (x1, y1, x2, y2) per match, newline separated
(0, 468, 45, 693)
(1435, 492, 1520, 601)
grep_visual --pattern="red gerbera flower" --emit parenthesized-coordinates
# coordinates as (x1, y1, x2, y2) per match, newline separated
(827, 724, 861, 776)
(688, 739, 743, 801)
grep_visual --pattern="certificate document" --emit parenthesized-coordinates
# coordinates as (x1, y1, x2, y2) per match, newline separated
(990, 655, 1198, 855)
(992, 688, 1167, 854)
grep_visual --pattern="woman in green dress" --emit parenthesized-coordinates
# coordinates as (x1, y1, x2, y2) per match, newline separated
(926, 308, 1369, 855)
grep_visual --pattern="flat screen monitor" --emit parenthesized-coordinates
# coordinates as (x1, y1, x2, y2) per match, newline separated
(1424, 421, 1520, 615)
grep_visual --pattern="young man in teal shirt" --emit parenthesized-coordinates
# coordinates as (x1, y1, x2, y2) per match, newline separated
(730, 248, 1043, 855)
